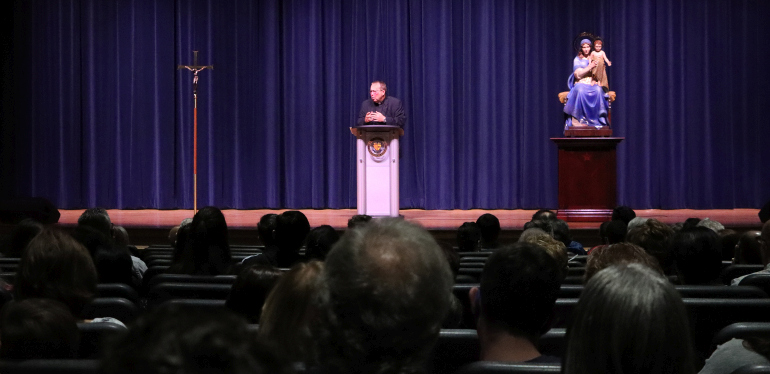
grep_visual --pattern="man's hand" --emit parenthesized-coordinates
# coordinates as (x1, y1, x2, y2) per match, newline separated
(366, 111, 386, 122)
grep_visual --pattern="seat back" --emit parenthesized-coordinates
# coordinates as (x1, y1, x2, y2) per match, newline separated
(456, 362, 561, 374)
(721, 264, 764, 285)
(712, 322, 770, 346)
(675, 285, 767, 299)
(147, 283, 233, 308)
(739, 273, 770, 295)
(81, 297, 139, 324)
(427, 329, 480, 373)
(161, 298, 227, 311)
(96, 283, 139, 304)
(77, 321, 127, 358)
(0, 359, 100, 374)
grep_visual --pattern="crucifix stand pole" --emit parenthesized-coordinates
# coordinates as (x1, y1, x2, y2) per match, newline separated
(178, 51, 213, 214)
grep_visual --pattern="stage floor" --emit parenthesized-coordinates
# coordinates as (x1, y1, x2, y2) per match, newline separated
(58, 208, 762, 231)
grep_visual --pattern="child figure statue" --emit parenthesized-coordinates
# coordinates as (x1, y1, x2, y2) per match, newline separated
(591, 38, 611, 93)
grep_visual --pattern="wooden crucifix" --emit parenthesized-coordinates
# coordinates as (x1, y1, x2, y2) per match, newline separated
(178, 51, 213, 214)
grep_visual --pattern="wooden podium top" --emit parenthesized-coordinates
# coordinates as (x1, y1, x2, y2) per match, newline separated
(350, 125, 404, 137)
(550, 137, 624, 148)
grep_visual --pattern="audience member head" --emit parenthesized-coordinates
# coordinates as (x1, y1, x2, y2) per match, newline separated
(77, 207, 112, 237)
(605, 220, 627, 244)
(611, 206, 636, 225)
(174, 207, 231, 275)
(347, 214, 373, 229)
(718, 229, 740, 262)
(682, 217, 701, 231)
(670, 226, 722, 285)
(0, 299, 80, 360)
(734, 231, 763, 265)
(3, 218, 44, 258)
(584, 243, 663, 282)
(696, 218, 725, 233)
(305, 225, 340, 261)
(168, 225, 180, 246)
(315, 218, 453, 373)
(626, 217, 649, 233)
(14, 228, 98, 317)
(457, 222, 482, 252)
(760, 200, 770, 223)
(112, 225, 130, 247)
(225, 265, 283, 324)
(760, 221, 770, 265)
(472, 243, 563, 355)
(563, 264, 695, 374)
(518, 228, 548, 243)
(172, 218, 193, 264)
(258, 261, 325, 363)
(71, 224, 113, 258)
(626, 218, 675, 274)
(531, 209, 556, 222)
(257, 213, 278, 247)
(275, 211, 310, 254)
(476, 213, 501, 249)
(526, 219, 554, 236)
(550, 219, 572, 247)
(101, 304, 290, 374)
(94, 246, 133, 285)
(518, 232, 568, 278)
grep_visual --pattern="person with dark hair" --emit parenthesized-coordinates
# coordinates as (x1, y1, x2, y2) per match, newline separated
(347, 214, 373, 229)
(760, 200, 770, 224)
(0, 298, 80, 360)
(312, 218, 453, 374)
(14, 228, 98, 318)
(584, 242, 663, 282)
(357, 81, 406, 127)
(258, 261, 325, 365)
(733, 231, 763, 265)
(77, 207, 112, 237)
(476, 213, 501, 250)
(552, 219, 585, 255)
(626, 218, 675, 274)
(718, 229, 740, 262)
(257, 213, 278, 246)
(531, 209, 556, 222)
(526, 218, 554, 236)
(682, 217, 702, 231)
(172, 218, 194, 265)
(457, 222, 482, 252)
(469, 242, 563, 363)
(590, 220, 628, 254)
(94, 246, 134, 285)
(170, 206, 233, 276)
(101, 304, 290, 374)
(225, 265, 283, 324)
(731, 221, 770, 285)
(305, 225, 340, 261)
(1, 218, 43, 258)
(611, 205, 636, 225)
(670, 226, 723, 285)
(563, 263, 695, 374)
(243, 211, 310, 269)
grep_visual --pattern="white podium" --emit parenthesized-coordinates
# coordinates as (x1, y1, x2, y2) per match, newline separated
(350, 125, 404, 217)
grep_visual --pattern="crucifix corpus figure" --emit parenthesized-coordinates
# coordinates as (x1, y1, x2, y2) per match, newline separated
(177, 50, 213, 214)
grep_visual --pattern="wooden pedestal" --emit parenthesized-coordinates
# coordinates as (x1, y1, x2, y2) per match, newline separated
(550, 137, 624, 222)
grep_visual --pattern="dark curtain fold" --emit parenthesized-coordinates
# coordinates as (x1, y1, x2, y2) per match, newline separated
(3, 0, 769, 210)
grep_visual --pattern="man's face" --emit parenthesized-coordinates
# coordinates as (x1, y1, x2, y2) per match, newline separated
(370, 83, 386, 103)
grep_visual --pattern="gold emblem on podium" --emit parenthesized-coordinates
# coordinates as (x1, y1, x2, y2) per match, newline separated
(367, 138, 388, 158)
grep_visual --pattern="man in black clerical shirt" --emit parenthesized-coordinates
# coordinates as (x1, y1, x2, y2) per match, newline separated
(356, 81, 406, 127)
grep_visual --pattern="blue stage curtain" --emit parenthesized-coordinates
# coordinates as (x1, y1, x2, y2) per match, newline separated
(3, 0, 769, 210)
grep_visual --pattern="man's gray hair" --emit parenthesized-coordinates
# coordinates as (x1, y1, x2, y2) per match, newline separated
(315, 218, 453, 373)
(626, 217, 649, 233)
(697, 218, 725, 233)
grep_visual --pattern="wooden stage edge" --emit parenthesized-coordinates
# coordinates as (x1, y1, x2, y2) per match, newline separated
(42, 208, 762, 247)
(58, 208, 761, 231)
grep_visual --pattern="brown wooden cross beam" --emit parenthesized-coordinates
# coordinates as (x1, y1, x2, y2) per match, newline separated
(178, 50, 213, 97)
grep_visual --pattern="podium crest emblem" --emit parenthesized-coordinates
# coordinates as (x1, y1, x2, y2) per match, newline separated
(367, 138, 388, 158)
